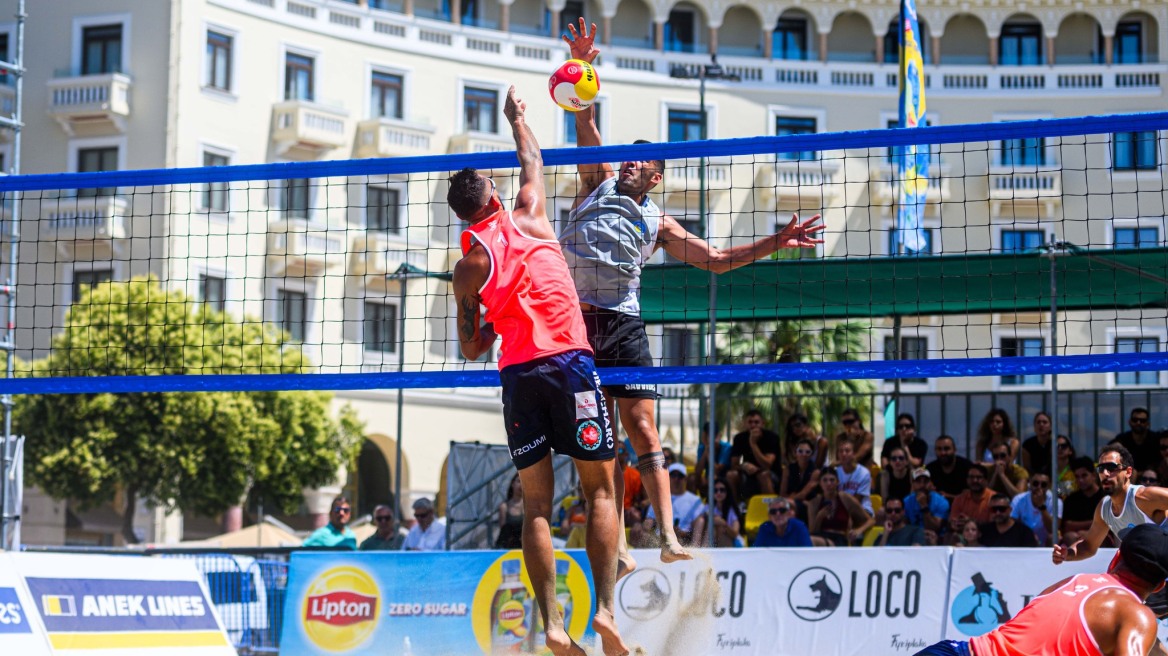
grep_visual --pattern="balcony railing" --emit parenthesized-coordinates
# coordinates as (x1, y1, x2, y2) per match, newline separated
(266, 218, 345, 275)
(988, 165, 1063, 216)
(756, 160, 843, 207)
(349, 232, 429, 277)
(662, 158, 733, 195)
(869, 163, 951, 211)
(42, 196, 129, 241)
(46, 73, 132, 136)
(271, 101, 348, 158)
(355, 117, 435, 158)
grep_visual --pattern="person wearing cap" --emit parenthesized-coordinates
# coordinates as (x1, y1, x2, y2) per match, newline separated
(644, 463, 707, 546)
(560, 18, 823, 570)
(915, 523, 1168, 656)
(903, 468, 949, 534)
(402, 498, 446, 551)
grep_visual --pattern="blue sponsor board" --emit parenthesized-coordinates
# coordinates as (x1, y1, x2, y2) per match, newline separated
(0, 587, 31, 634)
(24, 578, 220, 633)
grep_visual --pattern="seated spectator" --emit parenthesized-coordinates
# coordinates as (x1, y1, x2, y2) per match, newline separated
(565, 498, 588, 549)
(952, 520, 982, 548)
(402, 498, 446, 551)
(950, 464, 995, 530)
(787, 412, 830, 469)
(1020, 411, 1054, 476)
(978, 493, 1038, 547)
(879, 446, 913, 512)
(1109, 407, 1159, 472)
(881, 413, 928, 469)
(495, 474, 524, 549)
(645, 463, 706, 546)
(1139, 469, 1160, 488)
(1010, 473, 1059, 547)
(926, 435, 973, 501)
(877, 497, 926, 547)
(662, 446, 677, 467)
(987, 444, 1028, 497)
(836, 439, 874, 515)
(1157, 434, 1168, 486)
(1054, 436, 1077, 497)
(837, 408, 875, 467)
(753, 499, 812, 547)
(360, 504, 406, 551)
(904, 468, 949, 534)
(710, 478, 742, 547)
(618, 445, 646, 513)
(727, 409, 781, 500)
(808, 467, 874, 547)
(1061, 456, 1103, 545)
(304, 495, 357, 549)
(695, 421, 731, 489)
(780, 437, 822, 506)
(975, 408, 1020, 464)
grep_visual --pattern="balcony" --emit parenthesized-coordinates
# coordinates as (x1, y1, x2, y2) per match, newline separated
(868, 163, 951, 214)
(271, 101, 349, 159)
(266, 218, 345, 276)
(448, 131, 515, 174)
(47, 73, 132, 137)
(349, 232, 430, 278)
(661, 158, 733, 200)
(755, 160, 843, 208)
(355, 118, 435, 158)
(988, 166, 1063, 217)
(41, 195, 128, 260)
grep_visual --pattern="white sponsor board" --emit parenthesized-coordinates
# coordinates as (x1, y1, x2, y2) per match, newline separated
(0, 553, 52, 656)
(616, 548, 949, 656)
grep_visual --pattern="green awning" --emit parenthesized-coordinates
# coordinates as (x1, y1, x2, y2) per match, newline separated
(639, 247, 1168, 323)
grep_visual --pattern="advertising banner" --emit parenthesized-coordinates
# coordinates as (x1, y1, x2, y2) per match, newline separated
(279, 550, 598, 655)
(614, 548, 950, 656)
(0, 553, 51, 656)
(12, 553, 234, 656)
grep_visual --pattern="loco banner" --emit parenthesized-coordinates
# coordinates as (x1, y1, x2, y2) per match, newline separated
(0, 553, 52, 656)
(615, 548, 949, 656)
(12, 553, 234, 656)
(279, 550, 598, 655)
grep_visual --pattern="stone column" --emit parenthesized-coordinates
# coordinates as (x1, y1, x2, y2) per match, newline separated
(655, 21, 665, 51)
(931, 35, 941, 65)
(450, 0, 460, 24)
(1103, 34, 1114, 65)
(763, 28, 773, 59)
(988, 37, 998, 67)
(875, 33, 885, 63)
(404, 0, 413, 17)
(602, 15, 612, 45)
(549, 9, 561, 38)
(819, 32, 828, 62)
(499, 2, 510, 32)
(1046, 35, 1055, 65)
(709, 26, 718, 55)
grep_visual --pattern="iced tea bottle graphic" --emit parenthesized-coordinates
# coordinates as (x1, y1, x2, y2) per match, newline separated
(491, 559, 530, 653)
(525, 558, 572, 654)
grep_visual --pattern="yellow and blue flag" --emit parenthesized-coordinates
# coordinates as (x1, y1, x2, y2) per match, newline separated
(896, 0, 929, 253)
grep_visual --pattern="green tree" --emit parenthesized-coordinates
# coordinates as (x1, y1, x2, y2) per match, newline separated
(15, 277, 364, 543)
(702, 320, 876, 441)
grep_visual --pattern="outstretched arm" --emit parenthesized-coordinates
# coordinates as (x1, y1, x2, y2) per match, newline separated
(503, 86, 554, 240)
(563, 19, 613, 200)
(658, 212, 825, 274)
(453, 249, 497, 361)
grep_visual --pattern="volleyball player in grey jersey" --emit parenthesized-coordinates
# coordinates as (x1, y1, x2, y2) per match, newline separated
(563, 19, 824, 572)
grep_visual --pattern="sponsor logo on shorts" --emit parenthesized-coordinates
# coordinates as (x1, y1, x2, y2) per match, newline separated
(574, 392, 599, 420)
(576, 420, 602, 451)
(625, 384, 656, 391)
(512, 435, 547, 458)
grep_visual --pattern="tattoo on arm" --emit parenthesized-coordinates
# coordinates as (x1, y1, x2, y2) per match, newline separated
(458, 294, 479, 343)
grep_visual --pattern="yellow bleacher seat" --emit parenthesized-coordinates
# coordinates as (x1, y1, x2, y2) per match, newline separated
(862, 526, 884, 547)
(744, 495, 778, 540)
(870, 494, 883, 513)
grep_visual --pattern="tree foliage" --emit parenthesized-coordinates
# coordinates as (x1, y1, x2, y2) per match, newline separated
(15, 277, 364, 543)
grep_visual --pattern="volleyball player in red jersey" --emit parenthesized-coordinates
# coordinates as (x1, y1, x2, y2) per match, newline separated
(915, 523, 1168, 656)
(450, 86, 627, 656)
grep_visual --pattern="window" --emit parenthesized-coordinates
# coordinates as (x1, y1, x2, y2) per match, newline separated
(668, 109, 703, 142)
(200, 274, 227, 313)
(664, 9, 697, 53)
(441, 0, 477, 24)
(1000, 23, 1042, 66)
(463, 86, 498, 133)
(887, 228, 935, 255)
(1000, 137, 1046, 166)
(1113, 131, 1158, 171)
(77, 147, 118, 198)
(284, 53, 314, 101)
(776, 116, 817, 161)
(277, 289, 308, 342)
(883, 21, 930, 64)
(1114, 227, 1159, 249)
(363, 302, 398, 353)
(202, 151, 229, 212)
(1114, 21, 1143, 64)
(1000, 337, 1044, 386)
(773, 18, 808, 61)
(281, 178, 311, 219)
(884, 336, 928, 383)
(0, 33, 9, 85)
(661, 326, 701, 366)
(72, 269, 113, 303)
(1001, 229, 1045, 252)
(205, 31, 233, 91)
(563, 101, 601, 144)
(370, 71, 403, 119)
(366, 186, 401, 232)
(82, 24, 123, 75)
(1115, 337, 1159, 385)
(558, 1, 584, 34)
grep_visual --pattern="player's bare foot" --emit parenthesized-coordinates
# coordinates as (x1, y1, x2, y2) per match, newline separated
(660, 539, 692, 563)
(617, 550, 637, 581)
(592, 608, 630, 656)
(546, 626, 587, 656)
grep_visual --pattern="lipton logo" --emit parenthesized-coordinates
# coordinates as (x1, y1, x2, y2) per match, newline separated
(302, 566, 380, 651)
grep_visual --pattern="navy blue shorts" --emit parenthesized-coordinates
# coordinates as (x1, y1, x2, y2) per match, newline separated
(913, 640, 971, 656)
(582, 308, 657, 400)
(500, 350, 615, 470)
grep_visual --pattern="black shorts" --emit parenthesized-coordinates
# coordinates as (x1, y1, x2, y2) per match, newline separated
(500, 350, 615, 470)
(582, 308, 657, 400)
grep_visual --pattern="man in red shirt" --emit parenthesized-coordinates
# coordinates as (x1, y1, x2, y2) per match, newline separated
(450, 86, 625, 656)
(914, 523, 1168, 656)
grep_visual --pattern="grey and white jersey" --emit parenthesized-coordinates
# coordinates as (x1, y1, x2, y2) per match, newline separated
(559, 176, 661, 315)
(1100, 483, 1155, 537)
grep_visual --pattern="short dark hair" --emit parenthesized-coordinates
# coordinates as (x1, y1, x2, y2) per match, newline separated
(744, 408, 763, 420)
(331, 495, 351, 508)
(935, 434, 955, 447)
(1070, 456, 1096, 474)
(990, 493, 1012, 505)
(967, 463, 987, 478)
(447, 168, 489, 219)
(896, 413, 915, 428)
(818, 466, 838, 480)
(631, 139, 666, 172)
(1132, 407, 1150, 418)
(1100, 444, 1135, 470)
(884, 497, 904, 509)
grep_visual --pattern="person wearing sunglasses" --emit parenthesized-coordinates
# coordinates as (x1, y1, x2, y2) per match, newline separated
(302, 495, 357, 550)
(360, 505, 405, 551)
(1109, 407, 1161, 473)
(881, 413, 928, 470)
(1157, 434, 1168, 489)
(986, 445, 1028, 498)
(752, 500, 811, 548)
(977, 493, 1038, 548)
(876, 497, 926, 547)
(837, 408, 875, 468)
(1009, 473, 1057, 547)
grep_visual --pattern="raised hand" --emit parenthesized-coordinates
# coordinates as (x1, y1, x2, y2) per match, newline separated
(778, 213, 825, 249)
(563, 18, 600, 64)
(503, 85, 525, 125)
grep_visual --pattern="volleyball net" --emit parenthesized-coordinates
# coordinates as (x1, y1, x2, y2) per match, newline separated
(1, 112, 1167, 396)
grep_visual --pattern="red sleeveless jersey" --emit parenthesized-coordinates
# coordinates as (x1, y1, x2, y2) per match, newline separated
(970, 573, 1140, 656)
(461, 210, 591, 370)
